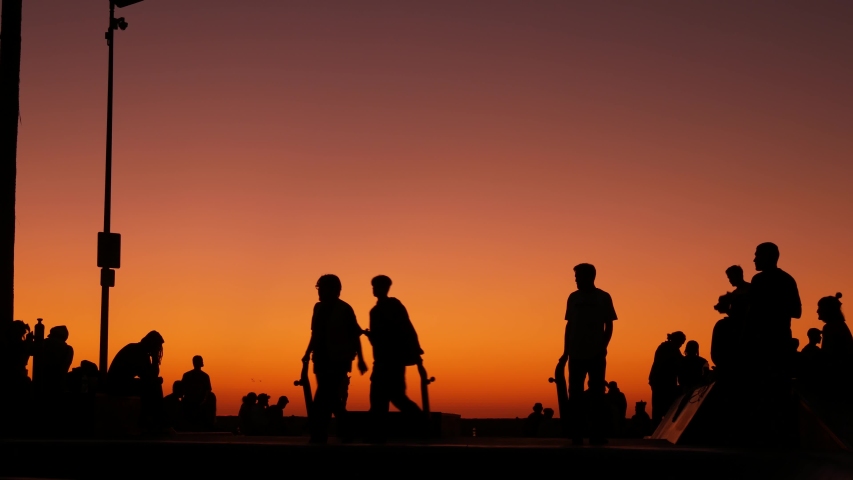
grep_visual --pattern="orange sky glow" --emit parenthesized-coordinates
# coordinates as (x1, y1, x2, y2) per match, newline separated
(13, 1, 853, 417)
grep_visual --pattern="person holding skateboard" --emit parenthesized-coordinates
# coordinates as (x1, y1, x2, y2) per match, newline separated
(364, 275, 425, 441)
(561, 263, 617, 445)
(301, 274, 368, 443)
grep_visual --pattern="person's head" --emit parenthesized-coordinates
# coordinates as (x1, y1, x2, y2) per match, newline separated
(277, 396, 290, 408)
(7, 320, 30, 340)
(635, 401, 647, 414)
(754, 242, 780, 272)
(79, 360, 98, 375)
(573, 263, 596, 290)
(140, 331, 165, 365)
(685, 340, 699, 356)
(817, 293, 844, 324)
(316, 274, 342, 302)
(192, 355, 204, 369)
(47, 325, 69, 342)
(791, 337, 800, 352)
(607, 381, 619, 392)
(807, 328, 822, 346)
(371, 275, 392, 299)
(245, 392, 257, 404)
(543, 408, 554, 419)
(533, 402, 543, 413)
(667, 331, 687, 348)
(713, 292, 733, 315)
(257, 393, 270, 407)
(172, 380, 183, 396)
(725, 265, 744, 287)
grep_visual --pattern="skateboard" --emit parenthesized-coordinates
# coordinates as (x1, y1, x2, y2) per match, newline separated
(294, 359, 313, 415)
(417, 362, 435, 414)
(548, 357, 569, 437)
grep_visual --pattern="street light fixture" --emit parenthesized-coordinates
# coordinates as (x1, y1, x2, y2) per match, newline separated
(98, 0, 144, 378)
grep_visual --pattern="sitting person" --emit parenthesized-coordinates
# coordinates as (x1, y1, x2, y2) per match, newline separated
(799, 328, 826, 384)
(106, 331, 166, 429)
(629, 401, 652, 438)
(679, 340, 710, 390)
(265, 396, 290, 435)
(239, 392, 258, 435)
(163, 380, 184, 430)
(181, 355, 215, 430)
(524, 403, 545, 437)
(41, 325, 74, 396)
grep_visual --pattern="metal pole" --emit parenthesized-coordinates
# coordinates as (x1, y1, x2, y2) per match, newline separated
(0, 0, 23, 326)
(99, 1, 116, 377)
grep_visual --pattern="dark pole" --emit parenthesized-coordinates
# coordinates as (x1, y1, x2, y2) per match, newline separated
(0, 0, 23, 327)
(99, 1, 116, 377)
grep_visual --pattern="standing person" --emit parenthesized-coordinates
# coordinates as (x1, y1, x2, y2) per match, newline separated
(747, 242, 801, 444)
(817, 293, 853, 378)
(181, 355, 215, 430)
(678, 341, 710, 389)
(725, 265, 751, 319)
(301, 274, 368, 444)
(560, 263, 618, 445)
(799, 328, 825, 384)
(648, 331, 686, 425)
(364, 275, 424, 442)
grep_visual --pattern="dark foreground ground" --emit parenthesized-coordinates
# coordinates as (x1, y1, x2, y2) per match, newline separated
(2, 435, 852, 479)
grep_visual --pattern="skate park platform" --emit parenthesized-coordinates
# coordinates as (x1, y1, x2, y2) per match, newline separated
(2, 434, 852, 479)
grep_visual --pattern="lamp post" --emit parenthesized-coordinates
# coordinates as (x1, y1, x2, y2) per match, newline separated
(98, 0, 144, 378)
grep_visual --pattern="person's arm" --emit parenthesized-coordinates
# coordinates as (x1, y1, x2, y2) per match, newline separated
(560, 296, 572, 361)
(302, 334, 314, 363)
(604, 320, 614, 347)
(356, 337, 368, 375)
(791, 278, 802, 319)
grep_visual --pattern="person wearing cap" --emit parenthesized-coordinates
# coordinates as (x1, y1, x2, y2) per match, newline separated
(301, 274, 368, 443)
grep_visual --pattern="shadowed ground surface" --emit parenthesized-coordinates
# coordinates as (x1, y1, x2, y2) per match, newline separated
(2, 435, 852, 479)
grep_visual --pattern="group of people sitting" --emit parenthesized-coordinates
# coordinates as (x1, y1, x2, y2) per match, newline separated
(237, 392, 290, 435)
(161, 355, 217, 431)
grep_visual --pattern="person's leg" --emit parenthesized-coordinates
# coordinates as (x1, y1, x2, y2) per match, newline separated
(568, 357, 589, 443)
(588, 356, 607, 443)
(369, 365, 393, 441)
(331, 370, 352, 440)
(310, 370, 334, 442)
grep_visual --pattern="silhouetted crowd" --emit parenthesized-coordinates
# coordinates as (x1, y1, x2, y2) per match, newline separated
(1, 241, 850, 446)
(237, 392, 290, 435)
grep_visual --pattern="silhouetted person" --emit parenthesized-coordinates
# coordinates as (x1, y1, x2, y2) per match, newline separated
(364, 275, 424, 441)
(107, 331, 166, 430)
(605, 381, 628, 436)
(561, 263, 617, 445)
(0, 320, 34, 433)
(302, 274, 368, 443)
(524, 403, 545, 437)
(163, 380, 184, 430)
(799, 328, 825, 384)
(747, 242, 801, 445)
(818, 293, 853, 380)
(181, 355, 215, 430)
(41, 326, 73, 396)
(266, 396, 289, 435)
(649, 331, 685, 425)
(725, 265, 750, 319)
(679, 340, 709, 389)
(711, 292, 741, 375)
(239, 392, 257, 435)
(748, 242, 801, 373)
(629, 401, 652, 438)
(538, 407, 559, 437)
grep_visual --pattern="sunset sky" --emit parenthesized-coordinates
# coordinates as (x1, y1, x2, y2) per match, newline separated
(13, 1, 853, 417)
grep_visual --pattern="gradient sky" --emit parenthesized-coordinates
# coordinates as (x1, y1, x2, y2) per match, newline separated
(13, 1, 853, 417)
